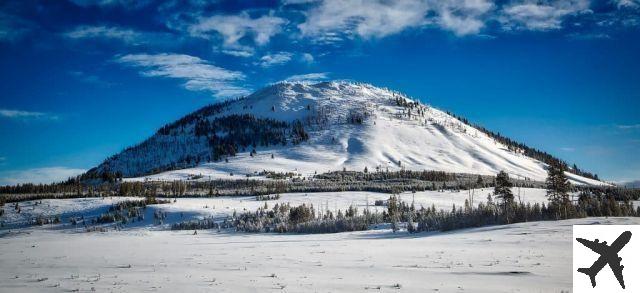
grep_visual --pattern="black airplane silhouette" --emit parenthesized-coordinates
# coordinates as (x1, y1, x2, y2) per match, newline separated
(576, 231, 632, 289)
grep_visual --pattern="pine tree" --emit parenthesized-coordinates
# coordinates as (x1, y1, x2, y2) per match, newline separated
(494, 171, 514, 206)
(546, 162, 571, 217)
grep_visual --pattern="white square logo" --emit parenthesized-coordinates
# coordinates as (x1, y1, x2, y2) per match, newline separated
(574, 225, 640, 292)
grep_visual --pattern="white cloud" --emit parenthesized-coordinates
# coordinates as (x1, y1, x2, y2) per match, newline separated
(500, 0, 590, 31)
(617, 124, 640, 130)
(188, 12, 286, 47)
(284, 72, 329, 83)
(65, 25, 138, 41)
(258, 52, 293, 67)
(221, 48, 255, 58)
(298, 0, 431, 40)
(116, 53, 249, 98)
(295, 0, 605, 39)
(616, 0, 640, 8)
(0, 167, 86, 186)
(297, 0, 497, 39)
(560, 147, 575, 152)
(0, 109, 57, 120)
(64, 25, 179, 47)
(301, 53, 314, 63)
(436, 0, 493, 36)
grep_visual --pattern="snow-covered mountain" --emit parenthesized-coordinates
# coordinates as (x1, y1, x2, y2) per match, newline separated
(87, 81, 604, 185)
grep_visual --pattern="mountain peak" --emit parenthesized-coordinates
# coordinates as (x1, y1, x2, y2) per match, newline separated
(86, 81, 604, 186)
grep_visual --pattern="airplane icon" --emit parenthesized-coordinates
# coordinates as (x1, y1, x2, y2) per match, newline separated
(576, 231, 632, 289)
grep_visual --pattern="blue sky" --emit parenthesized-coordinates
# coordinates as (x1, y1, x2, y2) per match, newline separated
(0, 0, 639, 185)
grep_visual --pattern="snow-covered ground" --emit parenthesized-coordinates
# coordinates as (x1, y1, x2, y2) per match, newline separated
(0, 197, 142, 229)
(2, 217, 639, 292)
(1, 188, 553, 230)
(97, 81, 605, 186)
(0, 189, 636, 292)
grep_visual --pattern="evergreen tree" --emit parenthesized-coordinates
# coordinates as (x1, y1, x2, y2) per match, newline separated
(494, 171, 514, 206)
(546, 162, 571, 217)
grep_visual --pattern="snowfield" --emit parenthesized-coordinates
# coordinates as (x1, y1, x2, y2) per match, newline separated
(1, 189, 636, 292)
(2, 217, 639, 292)
(0, 197, 142, 229)
(96, 81, 605, 186)
(1, 188, 552, 230)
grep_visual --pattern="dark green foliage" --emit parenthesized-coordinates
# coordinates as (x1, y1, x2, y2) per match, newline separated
(256, 194, 280, 201)
(94, 197, 169, 225)
(494, 171, 514, 206)
(82, 100, 311, 178)
(405, 194, 639, 233)
(34, 215, 61, 226)
(288, 204, 315, 224)
(316, 170, 457, 182)
(174, 189, 639, 234)
(546, 162, 571, 206)
(202, 114, 292, 161)
(173, 202, 381, 234)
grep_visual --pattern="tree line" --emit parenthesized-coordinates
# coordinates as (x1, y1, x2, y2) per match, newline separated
(172, 164, 638, 234)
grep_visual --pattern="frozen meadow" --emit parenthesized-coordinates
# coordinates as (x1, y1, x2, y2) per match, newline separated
(2, 215, 639, 292)
(2, 188, 551, 230)
(1, 188, 636, 292)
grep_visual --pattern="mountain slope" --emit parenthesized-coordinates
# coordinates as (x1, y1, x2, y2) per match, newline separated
(86, 81, 604, 185)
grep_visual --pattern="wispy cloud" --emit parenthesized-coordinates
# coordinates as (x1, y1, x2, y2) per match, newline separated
(617, 124, 640, 130)
(616, 0, 640, 8)
(284, 72, 330, 83)
(298, 0, 431, 40)
(499, 0, 590, 31)
(221, 48, 255, 58)
(0, 11, 36, 42)
(69, 71, 114, 87)
(300, 53, 314, 64)
(567, 32, 612, 40)
(435, 0, 493, 36)
(296, 0, 495, 40)
(116, 53, 249, 98)
(188, 12, 286, 48)
(65, 25, 140, 42)
(560, 147, 575, 152)
(0, 109, 58, 120)
(69, 0, 152, 10)
(258, 52, 293, 67)
(64, 25, 179, 47)
(0, 166, 86, 186)
(295, 0, 627, 40)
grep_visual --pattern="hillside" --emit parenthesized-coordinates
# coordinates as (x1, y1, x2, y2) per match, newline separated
(85, 81, 603, 185)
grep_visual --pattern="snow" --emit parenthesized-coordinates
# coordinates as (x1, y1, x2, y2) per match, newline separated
(0, 197, 142, 228)
(1, 189, 635, 292)
(111, 81, 606, 186)
(2, 216, 639, 292)
(1, 188, 552, 231)
(145, 187, 551, 226)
